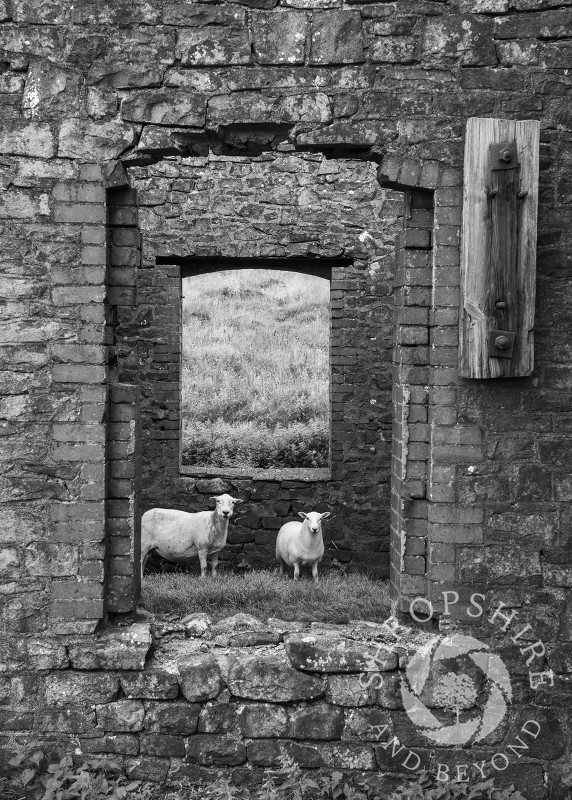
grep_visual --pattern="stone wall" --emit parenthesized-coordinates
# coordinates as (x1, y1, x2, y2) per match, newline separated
(0, 1, 571, 794)
(0, 614, 565, 798)
(0, 0, 570, 621)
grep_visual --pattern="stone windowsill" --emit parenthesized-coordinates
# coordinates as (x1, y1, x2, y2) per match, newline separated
(180, 465, 332, 482)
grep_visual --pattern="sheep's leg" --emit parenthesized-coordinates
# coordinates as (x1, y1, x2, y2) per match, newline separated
(211, 550, 219, 577)
(198, 550, 208, 579)
(311, 562, 319, 585)
(293, 562, 300, 581)
(140, 546, 150, 582)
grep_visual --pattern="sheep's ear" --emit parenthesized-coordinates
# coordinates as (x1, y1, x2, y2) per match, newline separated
(298, 512, 307, 520)
(320, 512, 331, 519)
(209, 496, 218, 501)
(232, 498, 243, 504)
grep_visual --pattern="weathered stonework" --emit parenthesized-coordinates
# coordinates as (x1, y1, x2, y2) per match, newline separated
(285, 633, 397, 672)
(68, 622, 151, 670)
(0, 1, 571, 794)
(0, 616, 564, 799)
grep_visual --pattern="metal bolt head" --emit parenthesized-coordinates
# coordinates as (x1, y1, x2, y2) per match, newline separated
(494, 335, 510, 350)
(500, 149, 512, 162)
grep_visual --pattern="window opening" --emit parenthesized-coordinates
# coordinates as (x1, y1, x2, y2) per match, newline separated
(181, 267, 331, 471)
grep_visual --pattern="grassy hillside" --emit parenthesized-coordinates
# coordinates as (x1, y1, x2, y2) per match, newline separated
(181, 269, 330, 468)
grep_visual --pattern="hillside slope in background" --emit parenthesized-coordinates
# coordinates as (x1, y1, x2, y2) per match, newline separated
(181, 269, 330, 469)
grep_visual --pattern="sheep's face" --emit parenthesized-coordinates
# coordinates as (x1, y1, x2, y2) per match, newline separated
(299, 511, 331, 534)
(211, 493, 242, 519)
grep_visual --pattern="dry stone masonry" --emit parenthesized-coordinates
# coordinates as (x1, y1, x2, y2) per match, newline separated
(2, 611, 558, 797)
(0, 0, 571, 796)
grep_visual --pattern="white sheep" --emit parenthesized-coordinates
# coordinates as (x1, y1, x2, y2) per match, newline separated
(275, 511, 331, 584)
(141, 493, 242, 579)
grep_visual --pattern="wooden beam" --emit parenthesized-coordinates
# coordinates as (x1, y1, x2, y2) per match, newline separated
(459, 118, 539, 379)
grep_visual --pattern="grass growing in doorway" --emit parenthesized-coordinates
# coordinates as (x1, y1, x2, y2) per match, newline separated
(141, 570, 391, 624)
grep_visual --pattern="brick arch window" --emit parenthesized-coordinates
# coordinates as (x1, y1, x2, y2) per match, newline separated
(159, 255, 352, 481)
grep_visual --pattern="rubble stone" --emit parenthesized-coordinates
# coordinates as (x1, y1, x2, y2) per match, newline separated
(57, 120, 136, 160)
(238, 702, 288, 737)
(285, 635, 397, 673)
(185, 734, 247, 766)
(288, 703, 344, 739)
(96, 699, 145, 732)
(177, 23, 251, 66)
(69, 623, 152, 670)
(45, 672, 120, 706)
(121, 92, 206, 127)
(228, 653, 324, 702)
(252, 11, 308, 65)
(179, 653, 224, 702)
(146, 701, 201, 734)
(310, 12, 365, 65)
(120, 664, 179, 699)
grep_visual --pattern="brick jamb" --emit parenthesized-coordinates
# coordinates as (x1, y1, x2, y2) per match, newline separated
(378, 155, 481, 616)
(105, 187, 144, 614)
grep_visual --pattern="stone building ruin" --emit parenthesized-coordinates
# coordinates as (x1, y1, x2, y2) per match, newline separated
(0, 0, 571, 796)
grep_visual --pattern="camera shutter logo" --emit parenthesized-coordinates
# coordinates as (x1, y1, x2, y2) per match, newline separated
(401, 634, 512, 746)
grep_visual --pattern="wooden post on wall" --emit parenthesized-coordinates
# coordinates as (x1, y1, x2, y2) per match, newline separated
(459, 118, 540, 379)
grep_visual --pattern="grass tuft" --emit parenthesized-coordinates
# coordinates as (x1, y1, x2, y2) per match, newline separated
(141, 570, 391, 624)
(182, 418, 329, 469)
